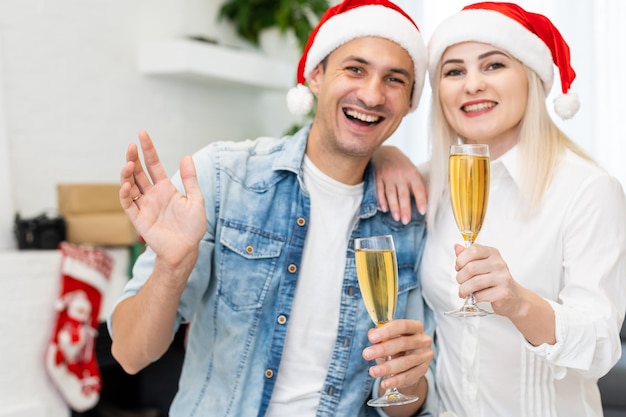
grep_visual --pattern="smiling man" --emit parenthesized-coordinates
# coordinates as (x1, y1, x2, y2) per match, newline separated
(108, 1, 436, 416)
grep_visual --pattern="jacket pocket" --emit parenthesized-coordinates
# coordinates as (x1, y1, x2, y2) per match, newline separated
(218, 224, 284, 310)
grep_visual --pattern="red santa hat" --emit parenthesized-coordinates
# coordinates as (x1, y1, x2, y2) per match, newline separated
(428, 2, 580, 120)
(286, 0, 427, 116)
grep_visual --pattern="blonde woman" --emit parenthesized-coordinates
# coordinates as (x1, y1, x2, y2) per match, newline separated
(375, 3, 626, 416)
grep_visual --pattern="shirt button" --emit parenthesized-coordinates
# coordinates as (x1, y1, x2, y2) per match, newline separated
(265, 369, 274, 378)
(245, 245, 253, 254)
(277, 315, 287, 325)
(288, 264, 297, 273)
(297, 217, 306, 226)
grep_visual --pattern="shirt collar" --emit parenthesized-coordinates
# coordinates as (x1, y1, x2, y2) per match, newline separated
(273, 122, 379, 217)
(494, 144, 522, 188)
(272, 123, 310, 175)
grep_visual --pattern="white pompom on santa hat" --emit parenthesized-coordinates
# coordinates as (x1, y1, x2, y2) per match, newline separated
(427, 2, 580, 120)
(286, 0, 427, 116)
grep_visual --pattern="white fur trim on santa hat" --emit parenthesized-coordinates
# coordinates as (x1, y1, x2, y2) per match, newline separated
(428, 9, 554, 95)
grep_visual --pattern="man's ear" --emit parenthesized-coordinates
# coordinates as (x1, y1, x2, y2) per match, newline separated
(307, 63, 323, 95)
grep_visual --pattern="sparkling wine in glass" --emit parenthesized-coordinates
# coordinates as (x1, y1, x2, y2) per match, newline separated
(445, 144, 492, 317)
(355, 235, 419, 407)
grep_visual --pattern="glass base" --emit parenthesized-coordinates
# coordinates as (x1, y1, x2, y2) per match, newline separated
(367, 391, 419, 407)
(444, 304, 493, 318)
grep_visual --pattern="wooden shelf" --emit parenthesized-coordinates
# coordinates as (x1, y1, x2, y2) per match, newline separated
(138, 39, 296, 91)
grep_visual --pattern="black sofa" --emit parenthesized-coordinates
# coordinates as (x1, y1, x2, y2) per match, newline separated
(599, 320, 626, 417)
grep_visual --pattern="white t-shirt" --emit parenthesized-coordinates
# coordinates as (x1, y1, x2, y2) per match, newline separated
(266, 155, 363, 416)
(421, 146, 626, 417)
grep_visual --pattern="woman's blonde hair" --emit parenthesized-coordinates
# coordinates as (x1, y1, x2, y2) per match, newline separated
(426, 63, 594, 228)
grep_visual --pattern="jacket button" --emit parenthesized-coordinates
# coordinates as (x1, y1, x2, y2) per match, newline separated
(288, 264, 297, 273)
(277, 315, 287, 324)
(246, 245, 253, 254)
(265, 369, 274, 378)
(297, 217, 306, 226)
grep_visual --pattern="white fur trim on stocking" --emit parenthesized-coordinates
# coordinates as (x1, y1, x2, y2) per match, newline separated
(46, 344, 100, 412)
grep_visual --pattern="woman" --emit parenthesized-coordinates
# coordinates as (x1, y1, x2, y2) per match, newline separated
(375, 3, 626, 417)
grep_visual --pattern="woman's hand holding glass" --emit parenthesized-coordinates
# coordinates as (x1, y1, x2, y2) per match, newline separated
(452, 242, 555, 345)
(446, 144, 491, 317)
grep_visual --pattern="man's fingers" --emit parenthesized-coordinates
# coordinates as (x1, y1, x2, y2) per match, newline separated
(179, 155, 203, 204)
(137, 130, 169, 185)
(119, 177, 140, 218)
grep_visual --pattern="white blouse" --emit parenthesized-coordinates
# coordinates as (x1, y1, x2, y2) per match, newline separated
(421, 146, 626, 417)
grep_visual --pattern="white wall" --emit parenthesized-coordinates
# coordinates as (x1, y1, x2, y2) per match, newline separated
(0, 2, 301, 413)
(0, 248, 129, 417)
(0, 0, 299, 249)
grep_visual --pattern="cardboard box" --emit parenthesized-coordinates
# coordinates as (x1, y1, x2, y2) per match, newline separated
(57, 183, 122, 215)
(64, 212, 136, 246)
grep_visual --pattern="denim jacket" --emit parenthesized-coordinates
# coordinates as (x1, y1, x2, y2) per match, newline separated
(110, 125, 436, 417)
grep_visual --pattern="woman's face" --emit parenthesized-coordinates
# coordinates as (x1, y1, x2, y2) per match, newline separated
(438, 41, 528, 158)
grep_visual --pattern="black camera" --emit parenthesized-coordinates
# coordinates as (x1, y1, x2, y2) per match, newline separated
(14, 212, 66, 250)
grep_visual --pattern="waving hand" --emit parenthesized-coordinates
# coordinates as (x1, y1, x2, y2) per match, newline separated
(119, 130, 206, 266)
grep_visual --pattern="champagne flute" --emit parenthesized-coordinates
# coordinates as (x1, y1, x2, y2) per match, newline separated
(354, 235, 419, 407)
(445, 144, 492, 317)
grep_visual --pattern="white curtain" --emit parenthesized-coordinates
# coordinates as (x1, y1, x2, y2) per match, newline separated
(391, 0, 626, 189)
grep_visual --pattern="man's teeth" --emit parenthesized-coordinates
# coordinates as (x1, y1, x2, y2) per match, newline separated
(346, 109, 380, 123)
(463, 102, 495, 112)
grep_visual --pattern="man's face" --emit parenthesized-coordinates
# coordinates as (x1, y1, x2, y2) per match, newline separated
(306, 36, 414, 182)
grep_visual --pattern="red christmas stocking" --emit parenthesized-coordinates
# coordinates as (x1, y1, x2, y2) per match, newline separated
(45, 242, 113, 412)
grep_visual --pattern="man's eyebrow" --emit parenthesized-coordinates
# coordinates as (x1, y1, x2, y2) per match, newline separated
(389, 67, 411, 79)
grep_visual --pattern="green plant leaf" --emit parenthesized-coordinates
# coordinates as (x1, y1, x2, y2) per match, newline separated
(218, 0, 329, 49)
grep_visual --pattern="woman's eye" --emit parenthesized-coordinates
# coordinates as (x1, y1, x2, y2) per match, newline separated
(486, 62, 505, 71)
(443, 68, 463, 77)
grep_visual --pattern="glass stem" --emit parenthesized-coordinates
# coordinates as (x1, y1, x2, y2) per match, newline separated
(465, 293, 477, 306)
(382, 355, 400, 398)
(464, 239, 475, 304)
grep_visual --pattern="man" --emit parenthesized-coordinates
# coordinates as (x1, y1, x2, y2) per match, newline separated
(108, 0, 435, 416)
